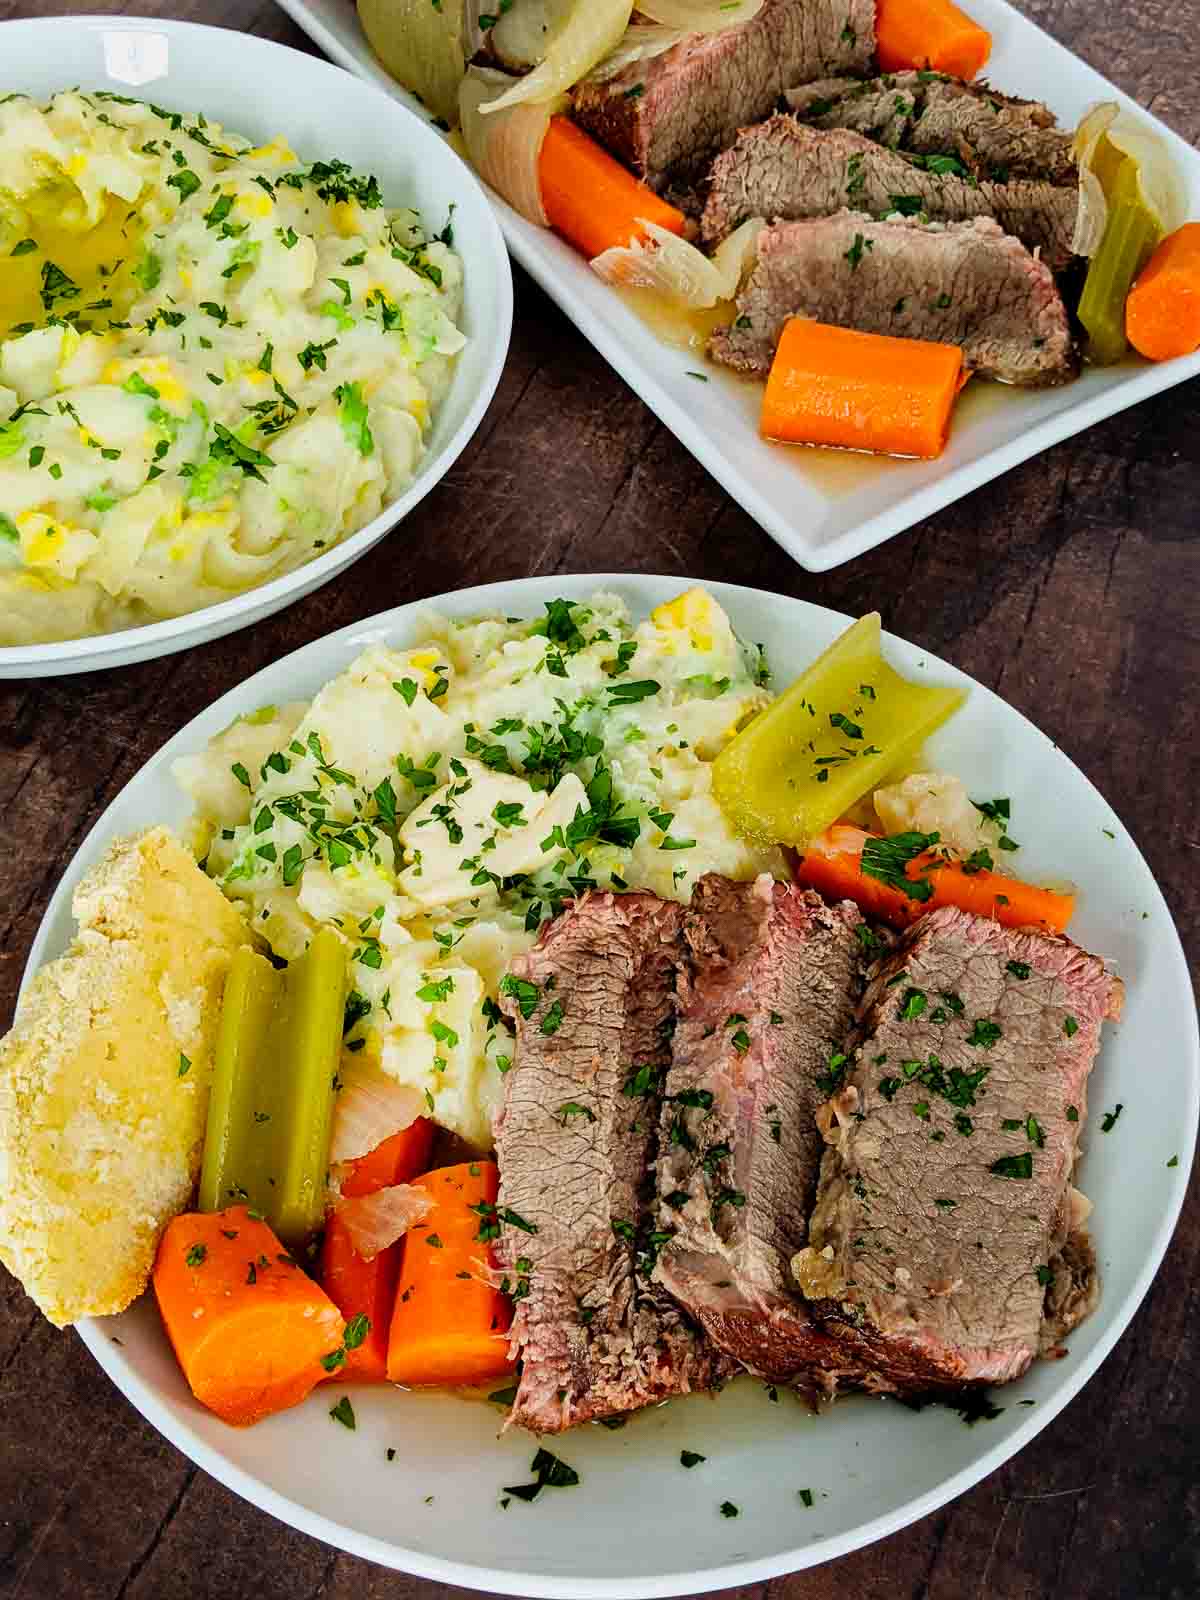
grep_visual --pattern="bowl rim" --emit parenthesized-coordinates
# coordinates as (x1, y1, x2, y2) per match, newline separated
(21, 572, 1200, 1596)
(0, 13, 514, 672)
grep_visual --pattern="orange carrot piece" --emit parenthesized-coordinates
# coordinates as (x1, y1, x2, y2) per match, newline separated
(875, 0, 992, 79)
(1125, 222, 1200, 362)
(387, 1161, 515, 1389)
(794, 824, 1075, 934)
(539, 115, 687, 261)
(320, 1212, 399, 1382)
(761, 320, 965, 459)
(340, 1118, 434, 1200)
(320, 1118, 435, 1380)
(153, 1206, 343, 1426)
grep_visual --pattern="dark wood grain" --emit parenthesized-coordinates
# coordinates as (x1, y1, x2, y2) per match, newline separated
(1, 3, 1197, 1597)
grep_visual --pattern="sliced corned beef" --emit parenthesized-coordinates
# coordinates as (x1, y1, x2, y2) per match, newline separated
(571, 0, 875, 195)
(653, 875, 866, 1387)
(494, 892, 730, 1433)
(710, 212, 1077, 386)
(700, 119, 1079, 269)
(791, 906, 1120, 1393)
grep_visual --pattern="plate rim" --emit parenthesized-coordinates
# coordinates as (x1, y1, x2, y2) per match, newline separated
(0, 14, 514, 673)
(270, 0, 1200, 574)
(21, 572, 1200, 1596)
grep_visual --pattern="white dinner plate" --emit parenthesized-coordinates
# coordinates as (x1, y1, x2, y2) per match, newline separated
(0, 18, 512, 677)
(22, 575, 1198, 1596)
(272, 0, 1200, 574)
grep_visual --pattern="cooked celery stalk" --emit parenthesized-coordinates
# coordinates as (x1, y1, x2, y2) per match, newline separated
(198, 944, 276, 1216)
(199, 927, 347, 1246)
(712, 613, 965, 847)
(1079, 153, 1163, 366)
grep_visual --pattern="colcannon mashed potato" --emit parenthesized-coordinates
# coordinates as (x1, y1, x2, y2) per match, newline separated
(174, 590, 786, 1147)
(0, 91, 465, 646)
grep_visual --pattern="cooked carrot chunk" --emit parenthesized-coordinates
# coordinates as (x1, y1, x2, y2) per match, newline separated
(875, 0, 992, 79)
(540, 116, 687, 261)
(387, 1161, 515, 1389)
(760, 319, 966, 459)
(320, 1119, 435, 1382)
(1126, 222, 1200, 362)
(153, 1206, 343, 1426)
(794, 824, 1075, 933)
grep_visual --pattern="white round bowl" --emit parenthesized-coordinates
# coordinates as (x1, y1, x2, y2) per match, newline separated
(0, 16, 512, 678)
(22, 575, 1199, 1595)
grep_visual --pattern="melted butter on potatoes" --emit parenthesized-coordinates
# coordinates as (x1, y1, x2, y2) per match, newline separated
(0, 90, 465, 645)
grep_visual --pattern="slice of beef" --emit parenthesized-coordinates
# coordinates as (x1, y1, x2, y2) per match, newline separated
(653, 875, 866, 1387)
(786, 72, 1076, 184)
(790, 906, 1121, 1393)
(700, 119, 1079, 269)
(494, 892, 730, 1432)
(571, 0, 875, 194)
(709, 212, 1077, 387)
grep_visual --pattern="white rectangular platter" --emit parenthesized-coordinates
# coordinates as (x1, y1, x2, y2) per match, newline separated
(274, 0, 1200, 571)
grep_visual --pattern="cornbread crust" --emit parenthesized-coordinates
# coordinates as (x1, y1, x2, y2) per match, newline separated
(0, 828, 255, 1326)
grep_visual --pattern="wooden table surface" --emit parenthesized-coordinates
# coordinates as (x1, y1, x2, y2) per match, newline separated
(1, 2, 1197, 1597)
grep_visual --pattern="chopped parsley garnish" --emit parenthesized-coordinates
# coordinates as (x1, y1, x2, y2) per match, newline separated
(184, 1243, 207, 1267)
(557, 1101, 595, 1126)
(815, 1051, 849, 1095)
(861, 831, 939, 901)
(606, 678, 660, 705)
(540, 1000, 565, 1036)
(720, 1501, 739, 1519)
(1006, 961, 1031, 979)
(328, 1395, 356, 1430)
(499, 974, 540, 1019)
(1063, 1015, 1079, 1038)
(989, 1153, 1033, 1179)
(1100, 1104, 1123, 1133)
(898, 987, 927, 1021)
(503, 1447, 579, 1502)
(966, 1019, 1002, 1050)
(680, 1450, 706, 1469)
(39, 260, 80, 311)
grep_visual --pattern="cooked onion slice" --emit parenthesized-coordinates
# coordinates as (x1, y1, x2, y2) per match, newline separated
(637, 0, 762, 27)
(329, 1059, 425, 1167)
(586, 23, 691, 82)
(591, 216, 763, 308)
(478, 0, 633, 114)
(460, 69, 567, 225)
(335, 1184, 432, 1261)
(1071, 100, 1186, 258)
(468, 0, 577, 71)
(356, 0, 467, 127)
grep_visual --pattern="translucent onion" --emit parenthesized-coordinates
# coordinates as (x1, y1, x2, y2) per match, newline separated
(586, 23, 692, 83)
(460, 68, 567, 225)
(356, 0, 467, 127)
(478, 0, 633, 115)
(591, 216, 763, 308)
(1071, 101, 1186, 258)
(468, 0, 577, 72)
(637, 0, 763, 28)
(329, 1059, 425, 1166)
(335, 1184, 432, 1262)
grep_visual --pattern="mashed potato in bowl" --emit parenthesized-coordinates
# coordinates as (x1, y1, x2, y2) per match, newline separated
(0, 90, 466, 646)
(174, 589, 785, 1148)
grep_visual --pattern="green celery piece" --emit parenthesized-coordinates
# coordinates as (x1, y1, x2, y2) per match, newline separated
(712, 613, 965, 847)
(1079, 154, 1163, 366)
(199, 927, 348, 1245)
(198, 943, 276, 1215)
